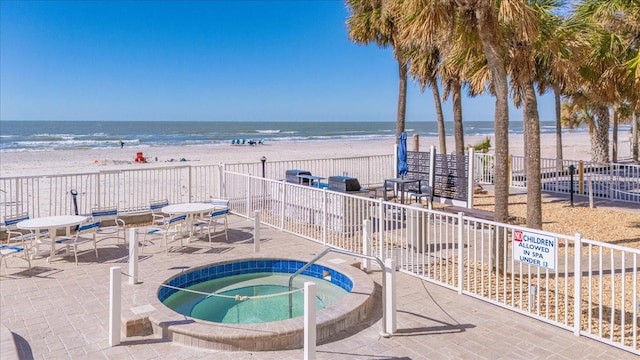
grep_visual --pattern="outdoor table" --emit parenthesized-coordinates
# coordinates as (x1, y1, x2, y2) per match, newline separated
(384, 177, 421, 204)
(297, 174, 326, 188)
(161, 202, 220, 241)
(17, 215, 88, 263)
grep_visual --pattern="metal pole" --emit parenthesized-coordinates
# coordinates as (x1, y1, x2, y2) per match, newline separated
(260, 156, 267, 178)
(568, 165, 575, 207)
(254, 210, 260, 253)
(70, 189, 79, 215)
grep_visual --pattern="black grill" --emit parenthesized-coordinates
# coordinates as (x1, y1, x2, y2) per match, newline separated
(328, 176, 361, 192)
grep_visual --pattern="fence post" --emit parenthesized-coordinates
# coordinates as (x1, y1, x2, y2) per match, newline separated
(219, 163, 225, 199)
(578, 161, 584, 195)
(573, 233, 582, 336)
(429, 146, 436, 190)
(393, 143, 398, 178)
(378, 198, 384, 260)
(304, 281, 317, 360)
(246, 175, 251, 218)
(322, 189, 327, 246)
(188, 166, 192, 202)
(254, 210, 260, 253)
(458, 211, 464, 294)
(109, 266, 121, 346)
(384, 258, 396, 335)
(467, 147, 475, 207)
(588, 175, 594, 208)
(609, 162, 615, 200)
(128, 228, 138, 285)
(280, 183, 286, 230)
(362, 219, 371, 273)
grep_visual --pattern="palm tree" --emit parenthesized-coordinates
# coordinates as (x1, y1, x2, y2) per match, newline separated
(346, 0, 408, 143)
(535, 11, 587, 170)
(405, 45, 448, 154)
(506, 0, 571, 229)
(567, 0, 638, 162)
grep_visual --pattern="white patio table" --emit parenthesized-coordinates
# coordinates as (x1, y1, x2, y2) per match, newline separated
(161, 203, 218, 241)
(17, 215, 88, 263)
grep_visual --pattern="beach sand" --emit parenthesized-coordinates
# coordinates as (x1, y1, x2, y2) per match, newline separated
(0, 132, 597, 177)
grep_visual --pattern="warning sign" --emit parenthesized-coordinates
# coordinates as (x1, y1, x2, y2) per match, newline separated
(512, 229, 557, 270)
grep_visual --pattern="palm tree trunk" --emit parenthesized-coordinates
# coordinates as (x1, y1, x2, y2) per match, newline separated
(452, 79, 466, 194)
(523, 83, 542, 229)
(554, 87, 563, 170)
(591, 106, 610, 163)
(452, 79, 464, 157)
(429, 77, 447, 154)
(396, 60, 408, 143)
(475, 3, 509, 273)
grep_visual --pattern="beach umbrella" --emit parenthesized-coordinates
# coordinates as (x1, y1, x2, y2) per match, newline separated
(398, 132, 408, 177)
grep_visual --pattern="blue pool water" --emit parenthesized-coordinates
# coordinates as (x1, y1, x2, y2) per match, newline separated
(159, 259, 352, 324)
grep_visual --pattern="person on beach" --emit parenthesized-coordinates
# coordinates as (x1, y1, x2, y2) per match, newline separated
(119, 140, 124, 148)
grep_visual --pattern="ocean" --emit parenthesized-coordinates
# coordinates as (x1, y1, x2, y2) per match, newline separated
(0, 120, 587, 152)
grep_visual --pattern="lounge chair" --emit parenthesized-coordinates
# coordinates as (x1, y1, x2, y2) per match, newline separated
(54, 221, 100, 265)
(142, 214, 187, 254)
(149, 199, 170, 225)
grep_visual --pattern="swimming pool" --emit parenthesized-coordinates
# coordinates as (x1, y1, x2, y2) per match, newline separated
(134, 256, 375, 351)
(159, 259, 352, 324)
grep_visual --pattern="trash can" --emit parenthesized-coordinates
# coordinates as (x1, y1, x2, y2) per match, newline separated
(407, 203, 427, 253)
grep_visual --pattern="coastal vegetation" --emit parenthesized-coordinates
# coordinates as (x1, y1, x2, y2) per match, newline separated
(345, 0, 639, 235)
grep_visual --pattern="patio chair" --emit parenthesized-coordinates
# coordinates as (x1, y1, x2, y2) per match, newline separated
(54, 221, 100, 265)
(3, 213, 47, 245)
(0, 228, 32, 272)
(3, 213, 46, 260)
(409, 185, 433, 208)
(149, 199, 170, 225)
(141, 214, 187, 255)
(193, 207, 229, 244)
(90, 206, 126, 243)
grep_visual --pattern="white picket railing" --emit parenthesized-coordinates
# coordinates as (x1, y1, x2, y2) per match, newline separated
(224, 171, 639, 355)
(0, 165, 223, 218)
(0, 154, 392, 220)
(474, 154, 640, 204)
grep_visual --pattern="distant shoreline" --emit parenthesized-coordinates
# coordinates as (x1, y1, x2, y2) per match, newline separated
(1, 131, 628, 178)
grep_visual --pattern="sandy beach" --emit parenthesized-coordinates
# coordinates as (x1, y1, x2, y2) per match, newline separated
(0, 132, 607, 178)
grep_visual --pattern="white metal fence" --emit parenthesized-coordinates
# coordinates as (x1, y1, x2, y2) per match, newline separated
(0, 165, 223, 218)
(224, 154, 394, 188)
(474, 154, 640, 204)
(225, 171, 639, 355)
(0, 154, 392, 220)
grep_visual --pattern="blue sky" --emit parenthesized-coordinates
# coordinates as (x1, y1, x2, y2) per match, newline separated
(0, 0, 555, 122)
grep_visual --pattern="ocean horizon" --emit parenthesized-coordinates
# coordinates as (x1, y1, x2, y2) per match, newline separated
(0, 120, 597, 152)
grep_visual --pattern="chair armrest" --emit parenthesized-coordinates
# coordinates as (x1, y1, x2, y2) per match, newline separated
(152, 214, 166, 224)
(5, 230, 24, 241)
(115, 218, 126, 227)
